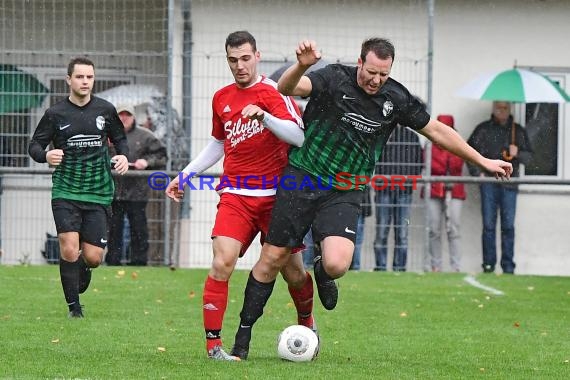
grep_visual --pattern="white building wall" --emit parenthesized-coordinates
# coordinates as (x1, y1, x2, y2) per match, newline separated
(183, 0, 570, 275)
(3, 0, 569, 275)
(431, 0, 570, 275)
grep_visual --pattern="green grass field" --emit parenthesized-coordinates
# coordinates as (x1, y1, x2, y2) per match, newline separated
(1, 265, 569, 379)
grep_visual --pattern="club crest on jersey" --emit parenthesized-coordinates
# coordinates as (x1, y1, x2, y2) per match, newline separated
(96, 116, 105, 130)
(382, 101, 394, 117)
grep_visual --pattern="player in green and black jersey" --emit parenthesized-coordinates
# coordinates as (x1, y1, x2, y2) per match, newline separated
(28, 57, 129, 318)
(230, 38, 514, 360)
(289, 63, 429, 190)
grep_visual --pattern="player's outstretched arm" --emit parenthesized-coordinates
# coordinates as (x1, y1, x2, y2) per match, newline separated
(420, 119, 512, 179)
(111, 154, 129, 175)
(277, 40, 321, 97)
(165, 175, 183, 202)
(165, 138, 224, 201)
(478, 158, 513, 180)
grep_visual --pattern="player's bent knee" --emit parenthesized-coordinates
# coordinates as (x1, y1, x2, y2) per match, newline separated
(210, 261, 234, 281)
(323, 259, 350, 279)
(89, 258, 102, 268)
(84, 253, 103, 268)
(211, 249, 239, 276)
(82, 244, 105, 267)
(261, 245, 290, 263)
(280, 264, 307, 288)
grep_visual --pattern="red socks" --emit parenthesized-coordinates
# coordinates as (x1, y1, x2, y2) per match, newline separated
(288, 272, 314, 328)
(203, 275, 228, 351)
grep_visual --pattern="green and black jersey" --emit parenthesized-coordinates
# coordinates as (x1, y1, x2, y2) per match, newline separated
(289, 64, 430, 189)
(28, 96, 128, 205)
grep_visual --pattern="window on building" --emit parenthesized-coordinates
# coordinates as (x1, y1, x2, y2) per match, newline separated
(523, 103, 559, 176)
(517, 69, 568, 180)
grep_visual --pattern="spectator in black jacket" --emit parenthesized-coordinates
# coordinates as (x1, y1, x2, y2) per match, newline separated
(467, 101, 532, 274)
(106, 104, 167, 266)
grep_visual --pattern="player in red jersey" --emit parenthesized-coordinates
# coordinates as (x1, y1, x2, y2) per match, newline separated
(165, 31, 315, 361)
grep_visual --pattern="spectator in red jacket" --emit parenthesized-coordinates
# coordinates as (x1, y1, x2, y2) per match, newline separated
(424, 115, 466, 272)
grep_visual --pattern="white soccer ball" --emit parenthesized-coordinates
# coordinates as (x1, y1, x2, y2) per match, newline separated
(277, 325, 320, 362)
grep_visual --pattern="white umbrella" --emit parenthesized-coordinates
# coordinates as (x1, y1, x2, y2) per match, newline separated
(97, 84, 189, 169)
(96, 84, 163, 108)
(456, 68, 570, 103)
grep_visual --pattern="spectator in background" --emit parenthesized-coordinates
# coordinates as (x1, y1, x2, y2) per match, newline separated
(106, 104, 167, 266)
(467, 101, 532, 274)
(423, 115, 466, 272)
(373, 124, 423, 271)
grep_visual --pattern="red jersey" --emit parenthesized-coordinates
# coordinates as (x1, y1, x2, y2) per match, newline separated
(211, 76, 302, 192)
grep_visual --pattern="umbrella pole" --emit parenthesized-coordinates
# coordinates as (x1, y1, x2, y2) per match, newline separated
(502, 120, 516, 161)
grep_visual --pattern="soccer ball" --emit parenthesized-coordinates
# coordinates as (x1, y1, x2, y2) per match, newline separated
(277, 325, 319, 362)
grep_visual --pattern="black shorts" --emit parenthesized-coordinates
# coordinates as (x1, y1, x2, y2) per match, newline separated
(266, 165, 362, 247)
(51, 199, 110, 248)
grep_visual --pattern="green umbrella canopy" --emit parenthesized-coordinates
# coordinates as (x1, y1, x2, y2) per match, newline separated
(0, 64, 49, 114)
(456, 68, 570, 103)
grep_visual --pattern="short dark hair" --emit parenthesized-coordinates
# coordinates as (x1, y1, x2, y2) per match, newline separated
(225, 31, 257, 52)
(67, 57, 95, 76)
(360, 38, 395, 63)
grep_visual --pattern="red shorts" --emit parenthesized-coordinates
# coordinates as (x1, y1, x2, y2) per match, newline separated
(212, 193, 303, 256)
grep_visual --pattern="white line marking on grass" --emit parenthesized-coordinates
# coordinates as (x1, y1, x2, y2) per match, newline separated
(463, 275, 504, 295)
